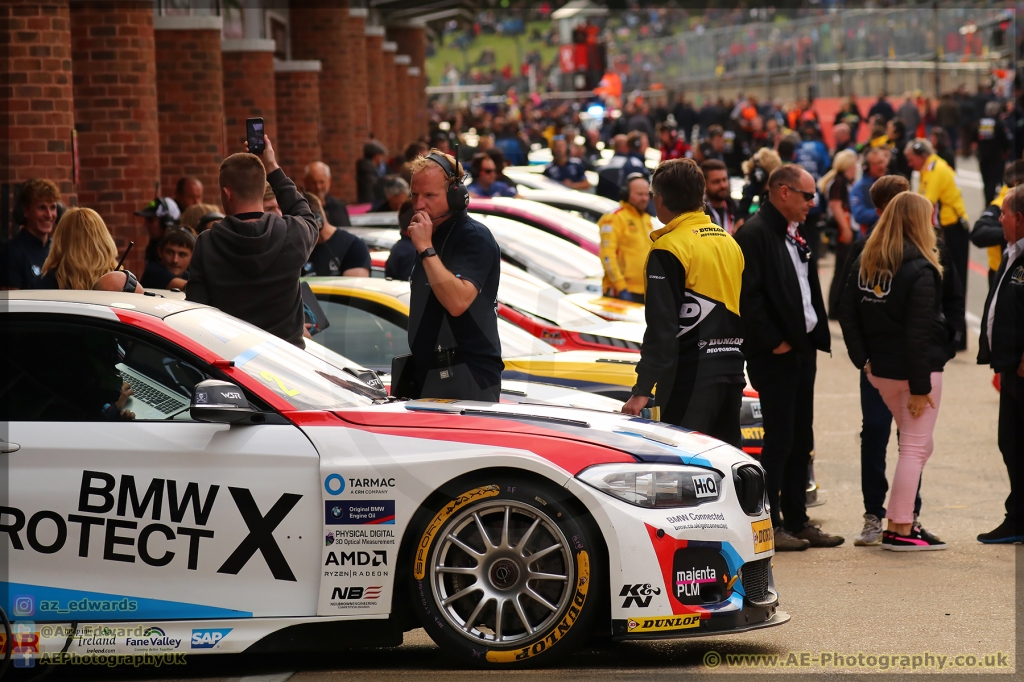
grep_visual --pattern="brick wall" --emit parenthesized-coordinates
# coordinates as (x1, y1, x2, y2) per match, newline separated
(69, 0, 160, 274)
(381, 41, 399, 156)
(393, 55, 411, 151)
(154, 15, 224, 206)
(387, 25, 427, 146)
(364, 27, 389, 154)
(222, 40, 277, 156)
(274, 61, 322, 184)
(291, 3, 368, 202)
(2, 0, 77, 220)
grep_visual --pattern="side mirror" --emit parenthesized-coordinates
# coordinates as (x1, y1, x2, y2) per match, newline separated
(191, 379, 255, 423)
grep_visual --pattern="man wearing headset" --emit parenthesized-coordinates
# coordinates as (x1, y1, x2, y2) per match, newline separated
(406, 148, 503, 401)
(598, 172, 652, 302)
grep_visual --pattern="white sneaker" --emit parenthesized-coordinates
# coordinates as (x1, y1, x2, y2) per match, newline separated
(854, 513, 883, 546)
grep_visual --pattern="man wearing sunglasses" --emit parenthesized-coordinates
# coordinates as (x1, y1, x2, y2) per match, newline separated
(734, 164, 841, 552)
(467, 153, 517, 198)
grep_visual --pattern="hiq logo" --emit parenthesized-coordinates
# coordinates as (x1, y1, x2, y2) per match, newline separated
(324, 474, 345, 496)
(13, 596, 34, 617)
(191, 628, 231, 649)
(692, 475, 718, 499)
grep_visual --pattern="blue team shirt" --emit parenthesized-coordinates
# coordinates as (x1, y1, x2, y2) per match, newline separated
(543, 158, 587, 184)
(468, 181, 517, 198)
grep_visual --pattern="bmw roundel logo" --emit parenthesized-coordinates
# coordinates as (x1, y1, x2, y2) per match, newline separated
(331, 506, 342, 518)
(324, 474, 345, 496)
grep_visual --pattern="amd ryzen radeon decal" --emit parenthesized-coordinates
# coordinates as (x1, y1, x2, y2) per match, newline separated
(0, 471, 301, 580)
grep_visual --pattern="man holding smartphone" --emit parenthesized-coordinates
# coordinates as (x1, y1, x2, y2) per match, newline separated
(186, 134, 318, 347)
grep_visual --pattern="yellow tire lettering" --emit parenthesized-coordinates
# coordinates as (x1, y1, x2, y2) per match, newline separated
(413, 485, 500, 580)
(486, 550, 590, 663)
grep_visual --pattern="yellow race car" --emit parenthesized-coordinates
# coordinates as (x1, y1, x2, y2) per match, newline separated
(304, 277, 642, 402)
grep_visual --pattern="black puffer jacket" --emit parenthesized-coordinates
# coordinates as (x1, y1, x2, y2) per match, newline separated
(839, 243, 963, 395)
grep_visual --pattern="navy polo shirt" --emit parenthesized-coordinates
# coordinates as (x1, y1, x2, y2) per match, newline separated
(2, 228, 50, 289)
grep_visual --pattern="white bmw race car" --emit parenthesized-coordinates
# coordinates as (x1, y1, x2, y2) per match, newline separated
(1, 291, 786, 668)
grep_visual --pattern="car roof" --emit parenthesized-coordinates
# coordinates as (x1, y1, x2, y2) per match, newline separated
(2, 289, 208, 319)
(303, 277, 411, 311)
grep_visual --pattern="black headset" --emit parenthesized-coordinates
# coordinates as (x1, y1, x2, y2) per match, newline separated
(426, 142, 469, 214)
(620, 172, 647, 202)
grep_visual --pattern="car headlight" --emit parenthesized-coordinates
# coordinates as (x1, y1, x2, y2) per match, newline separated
(578, 463, 722, 508)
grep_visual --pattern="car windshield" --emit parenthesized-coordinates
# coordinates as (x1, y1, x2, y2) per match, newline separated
(499, 275, 605, 329)
(488, 198, 600, 246)
(474, 214, 603, 281)
(165, 308, 377, 410)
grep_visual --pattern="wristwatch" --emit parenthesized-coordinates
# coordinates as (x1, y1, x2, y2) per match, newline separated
(418, 247, 437, 261)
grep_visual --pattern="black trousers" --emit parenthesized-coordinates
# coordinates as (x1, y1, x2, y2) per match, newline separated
(860, 371, 922, 519)
(980, 158, 1004, 205)
(674, 382, 743, 448)
(999, 371, 1024, 525)
(941, 221, 970, 349)
(747, 348, 816, 532)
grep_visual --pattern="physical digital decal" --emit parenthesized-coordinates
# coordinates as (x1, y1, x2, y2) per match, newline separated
(485, 551, 590, 663)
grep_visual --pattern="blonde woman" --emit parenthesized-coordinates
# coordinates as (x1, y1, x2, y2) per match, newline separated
(838, 192, 965, 551)
(739, 147, 782, 217)
(39, 207, 120, 290)
(821, 148, 860, 317)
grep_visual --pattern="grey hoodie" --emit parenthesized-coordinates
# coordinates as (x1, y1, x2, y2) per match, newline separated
(186, 168, 318, 346)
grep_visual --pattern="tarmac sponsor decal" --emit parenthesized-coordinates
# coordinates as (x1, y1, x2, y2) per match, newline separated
(486, 551, 590, 663)
(325, 500, 395, 525)
(324, 474, 345, 496)
(414, 485, 500, 580)
(627, 613, 701, 633)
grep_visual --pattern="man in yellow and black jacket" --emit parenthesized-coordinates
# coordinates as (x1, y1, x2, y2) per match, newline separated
(598, 172, 653, 302)
(620, 159, 746, 446)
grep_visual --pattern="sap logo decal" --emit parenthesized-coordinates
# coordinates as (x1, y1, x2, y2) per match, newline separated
(190, 628, 231, 649)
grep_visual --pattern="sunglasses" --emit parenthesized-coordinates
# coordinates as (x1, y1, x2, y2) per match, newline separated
(784, 185, 816, 202)
(480, 167, 497, 174)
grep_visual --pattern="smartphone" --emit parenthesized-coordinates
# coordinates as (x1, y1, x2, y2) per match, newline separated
(246, 117, 265, 155)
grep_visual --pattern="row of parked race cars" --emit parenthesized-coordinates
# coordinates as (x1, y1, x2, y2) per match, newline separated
(1, 165, 793, 669)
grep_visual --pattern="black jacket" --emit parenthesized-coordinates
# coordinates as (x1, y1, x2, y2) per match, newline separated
(971, 202, 1007, 251)
(979, 248, 1024, 373)
(733, 201, 830, 357)
(839, 244, 963, 395)
(186, 168, 318, 347)
(355, 159, 380, 204)
(323, 195, 351, 228)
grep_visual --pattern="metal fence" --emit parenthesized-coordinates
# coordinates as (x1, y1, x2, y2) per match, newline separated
(610, 7, 1013, 99)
